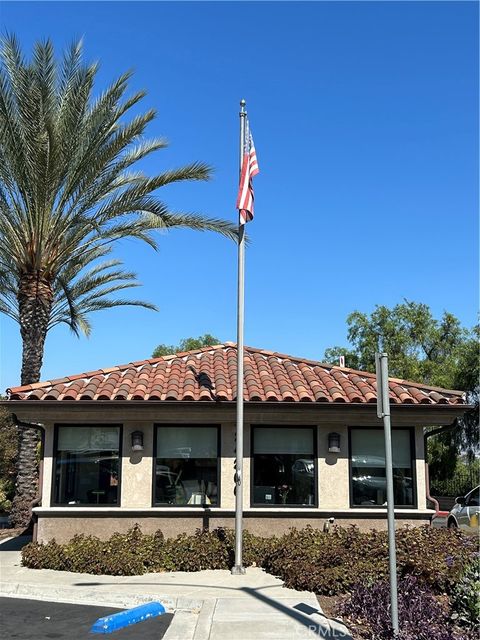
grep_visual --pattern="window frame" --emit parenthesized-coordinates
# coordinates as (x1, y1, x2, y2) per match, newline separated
(152, 424, 221, 508)
(250, 425, 318, 508)
(348, 426, 417, 509)
(465, 488, 480, 507)
(52, 424, 123, 507)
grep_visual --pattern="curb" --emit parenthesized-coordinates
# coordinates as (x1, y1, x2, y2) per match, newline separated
(0, 583, 202, 613)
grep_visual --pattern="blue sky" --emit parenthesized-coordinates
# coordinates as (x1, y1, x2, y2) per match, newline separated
(0, 1, 478, 389)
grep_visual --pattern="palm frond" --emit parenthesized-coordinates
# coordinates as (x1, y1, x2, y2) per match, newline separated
(0, 36, 235, 348)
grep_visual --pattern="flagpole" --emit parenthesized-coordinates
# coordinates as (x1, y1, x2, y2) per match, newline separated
(376, 352, 399, 635)
(232, 98, 247, 575)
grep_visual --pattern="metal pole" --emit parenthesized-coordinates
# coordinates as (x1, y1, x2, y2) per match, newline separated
(232, 99, 247, 575)
(376, 352, 399, 635)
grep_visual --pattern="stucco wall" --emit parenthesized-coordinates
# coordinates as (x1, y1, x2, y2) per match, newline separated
(220, 422, 236, 510)
(122, 423, 154, 508)
(36, 512, 432, 543)
(317, 424, 350, 509)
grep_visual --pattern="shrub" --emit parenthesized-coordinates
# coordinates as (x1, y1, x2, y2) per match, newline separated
(451, 559, 480, 633)
(22, 539, 69, 571)
(0, 477, 14, 512)
(159, 529, 230, 572)
(395, 525, 477, 593)
(21, 525, 272, 575)
(340, 575, 460, 640)
(22, 526, 153, 576)
(261, 525, 477, 596)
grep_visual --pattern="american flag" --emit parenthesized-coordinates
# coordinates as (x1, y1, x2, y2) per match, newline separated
(236, 123, 259, 224)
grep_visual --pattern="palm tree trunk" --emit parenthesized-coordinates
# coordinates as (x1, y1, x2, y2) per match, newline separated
(9, 272, 53, 528)
(18, 272, 53, 386)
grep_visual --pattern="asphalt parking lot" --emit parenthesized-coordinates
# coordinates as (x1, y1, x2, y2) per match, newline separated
(0, 597, 173, 639)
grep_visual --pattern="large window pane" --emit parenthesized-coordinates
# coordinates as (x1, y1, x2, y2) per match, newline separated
(350, 429, 414, 507)
(155, 426, 219, 506)
(252, 427, 316, 506)
(54, 426, 120, 505)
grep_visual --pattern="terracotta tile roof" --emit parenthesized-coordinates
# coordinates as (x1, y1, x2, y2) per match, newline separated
(6, 343, 465, 405)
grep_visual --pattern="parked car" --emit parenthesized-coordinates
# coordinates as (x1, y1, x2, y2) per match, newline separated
(447, 486, 480, 532)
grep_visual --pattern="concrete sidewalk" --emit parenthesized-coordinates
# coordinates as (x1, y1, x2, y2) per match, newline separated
(0, 536, 351, 639)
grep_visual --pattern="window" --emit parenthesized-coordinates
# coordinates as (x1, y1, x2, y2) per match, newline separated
(252, 427, 316, 506)
(350, 428, 414, 507)
(466, 489, 480, 507)
(53, 425, 121, 505)
(154, 426, 219, 506)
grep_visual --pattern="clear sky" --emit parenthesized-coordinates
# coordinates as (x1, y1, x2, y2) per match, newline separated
(0, 1, 478, 390)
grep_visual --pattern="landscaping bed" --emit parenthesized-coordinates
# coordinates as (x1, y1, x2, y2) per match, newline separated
(22, 524, 479, 639)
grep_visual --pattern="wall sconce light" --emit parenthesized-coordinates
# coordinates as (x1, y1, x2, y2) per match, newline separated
(131, 430, 144, 452)
(328, 432, 341, 453)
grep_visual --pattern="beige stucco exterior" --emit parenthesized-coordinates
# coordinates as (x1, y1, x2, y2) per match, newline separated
(317, 424, 350, 509)
(6, 400, 462, 543)
(35, 510, 433, 543)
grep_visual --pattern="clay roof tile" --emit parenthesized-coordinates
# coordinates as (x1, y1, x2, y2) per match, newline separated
(5, 344, 465, 407)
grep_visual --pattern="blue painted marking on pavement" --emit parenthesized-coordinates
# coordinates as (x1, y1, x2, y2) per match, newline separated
(90, 602, 166, 634)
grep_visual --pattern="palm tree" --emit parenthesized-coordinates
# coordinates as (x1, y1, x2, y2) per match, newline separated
(0, 36, 237, 525)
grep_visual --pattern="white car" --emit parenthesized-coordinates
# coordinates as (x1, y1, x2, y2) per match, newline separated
(447, 486, 480, 533)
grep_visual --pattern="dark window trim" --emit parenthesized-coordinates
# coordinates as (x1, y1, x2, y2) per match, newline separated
(348, 426, 417, 509)
(250, 425, 318, 508)
(152, 424, 221, 508)
(52, 424, 123, 508)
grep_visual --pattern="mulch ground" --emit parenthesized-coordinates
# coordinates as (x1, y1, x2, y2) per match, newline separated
(317, 593, 371, 639)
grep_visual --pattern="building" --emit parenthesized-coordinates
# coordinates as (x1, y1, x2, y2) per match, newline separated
(4, 343, 466, 542)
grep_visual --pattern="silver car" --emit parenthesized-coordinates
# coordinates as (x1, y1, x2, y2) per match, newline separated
(447, 486, 480, 532)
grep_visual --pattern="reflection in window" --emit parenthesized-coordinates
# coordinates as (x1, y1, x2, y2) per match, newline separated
(54, 426, 120, 505)
(466, 489, 479, 507)
(350, 429, 414, 507)
(155, 426, 219, 506)
(252, 427, 315, 506)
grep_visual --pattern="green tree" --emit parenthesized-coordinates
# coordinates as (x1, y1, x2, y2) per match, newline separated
(323, 300, 468, 387)
(0, 404, 18, 513)
(323, 301, 479, 470)
(0, 37, 237, 525)
(152, 334, 220, 358)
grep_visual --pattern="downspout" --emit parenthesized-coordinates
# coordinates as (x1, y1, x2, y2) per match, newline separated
(12, 414, 45, 541)
(424, 420, 458, 521)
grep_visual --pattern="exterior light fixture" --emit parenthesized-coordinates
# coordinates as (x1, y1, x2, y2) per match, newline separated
(328, 432, 341, 453)
(131, 430, 144, 452)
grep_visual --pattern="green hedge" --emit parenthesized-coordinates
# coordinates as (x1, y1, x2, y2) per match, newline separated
(261, 525, 477, 596)
(22, 524, 477, 596)
(21, 526, 275, 576)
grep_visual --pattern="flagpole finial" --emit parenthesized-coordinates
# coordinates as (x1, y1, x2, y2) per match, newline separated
(240, 99, 246, 108)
